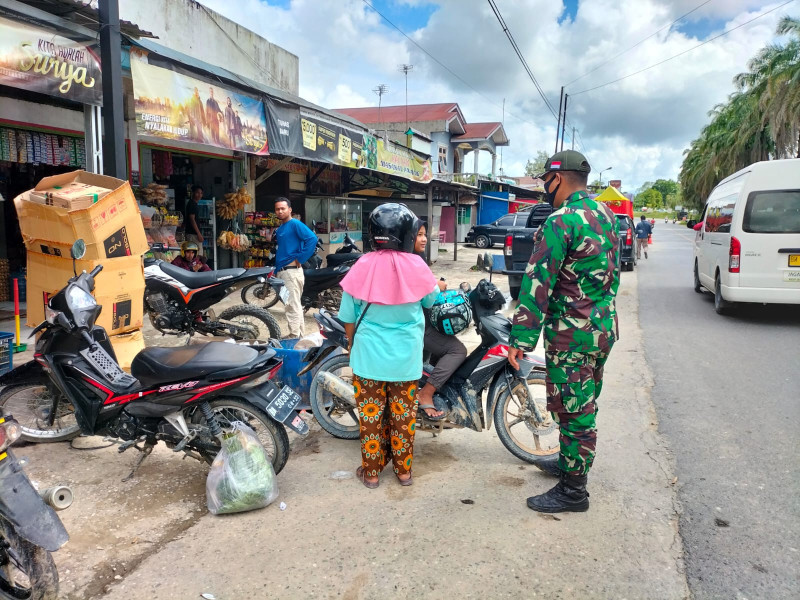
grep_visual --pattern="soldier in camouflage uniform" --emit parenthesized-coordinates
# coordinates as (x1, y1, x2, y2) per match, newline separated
(507, 150, 620, 513)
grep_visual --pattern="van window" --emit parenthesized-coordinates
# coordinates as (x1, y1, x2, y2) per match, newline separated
(743, 190, 800, 233)
(705, 194, 736, 233)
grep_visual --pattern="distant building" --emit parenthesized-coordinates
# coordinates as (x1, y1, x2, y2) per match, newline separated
(335, 103, 509, 178)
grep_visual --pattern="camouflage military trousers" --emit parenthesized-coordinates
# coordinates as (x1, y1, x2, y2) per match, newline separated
(545, 350, 610, 475)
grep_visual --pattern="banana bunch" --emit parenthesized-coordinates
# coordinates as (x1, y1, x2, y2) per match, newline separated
(217, 231, 251, 252)
(216, 187, 252, 219)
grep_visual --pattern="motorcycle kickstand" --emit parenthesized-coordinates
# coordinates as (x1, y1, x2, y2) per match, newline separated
(122, 440, 155, 482)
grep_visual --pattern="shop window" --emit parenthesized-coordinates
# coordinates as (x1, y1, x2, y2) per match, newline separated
(457, 206, 470, 225)
(306, 197, 327, 233)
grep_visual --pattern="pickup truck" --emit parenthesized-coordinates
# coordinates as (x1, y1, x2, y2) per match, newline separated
(502, 203, 555, 300)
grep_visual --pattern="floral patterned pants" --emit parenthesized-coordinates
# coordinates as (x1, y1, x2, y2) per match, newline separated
(355, 376, 418, 478)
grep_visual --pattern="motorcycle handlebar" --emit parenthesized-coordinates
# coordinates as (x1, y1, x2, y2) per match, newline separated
(89, 264, 103, 277)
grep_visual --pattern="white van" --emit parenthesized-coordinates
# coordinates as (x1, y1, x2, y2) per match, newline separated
(692, 158, 800, 314)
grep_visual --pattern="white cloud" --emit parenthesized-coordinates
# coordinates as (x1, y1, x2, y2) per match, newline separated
(199, 0, 798, 190)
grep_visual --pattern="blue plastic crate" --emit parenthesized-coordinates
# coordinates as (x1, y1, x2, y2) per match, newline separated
(0, 332, 13, 376)
(273, 339, 313, 410)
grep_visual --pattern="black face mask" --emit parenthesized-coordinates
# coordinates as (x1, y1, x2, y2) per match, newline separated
(544, 175, 560, 206)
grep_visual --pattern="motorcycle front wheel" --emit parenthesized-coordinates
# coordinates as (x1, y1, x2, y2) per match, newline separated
(492, 371, 559, 463)
(183, 398, 290, 474)
(0, 384, 80, 443)
(309, 354, 359, 440)
(240, 281, 280, 309)
(218, 305, 281, 340)
(0, 520, 59, 600)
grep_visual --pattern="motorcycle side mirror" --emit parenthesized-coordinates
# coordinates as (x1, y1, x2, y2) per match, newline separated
(70, 239, 86, 276)
(686, 219, 697, 229)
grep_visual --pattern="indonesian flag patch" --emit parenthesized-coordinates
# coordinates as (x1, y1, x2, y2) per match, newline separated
(550, 161, 562, 169)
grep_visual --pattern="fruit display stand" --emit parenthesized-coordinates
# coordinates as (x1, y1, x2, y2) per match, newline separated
(243, 212, 280, 268)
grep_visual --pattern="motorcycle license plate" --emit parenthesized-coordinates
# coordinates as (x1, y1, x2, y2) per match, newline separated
(266, 385, 302, 423)
(789, 255, 800, 267)
(278, 286, 289, 304)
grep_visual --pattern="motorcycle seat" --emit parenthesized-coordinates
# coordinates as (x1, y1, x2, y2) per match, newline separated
(325, 253, 361, 268)
(303, 267, 341, 279)
(131, 342, 269, 387)
(159, 262, 247, 289)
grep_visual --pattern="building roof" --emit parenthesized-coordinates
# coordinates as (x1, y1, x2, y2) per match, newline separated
(12, 0, 156, 39)
(335, 103, 466, 134)
(510, 175, 544, 190)
(452, 122, 509, 145)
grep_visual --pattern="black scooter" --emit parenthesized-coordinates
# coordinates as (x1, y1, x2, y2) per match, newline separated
(299, 279, 558, 465)
(0, 240, 307, 481)
(0, 414, 69, 598)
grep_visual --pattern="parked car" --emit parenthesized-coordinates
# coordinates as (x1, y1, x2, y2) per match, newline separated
(502, 203, 556, 299)
(617, 214, 637, 271)
(690, 158, 800, 314)
(465, 212, 527, 248)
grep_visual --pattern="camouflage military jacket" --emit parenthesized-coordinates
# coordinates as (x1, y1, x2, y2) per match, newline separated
(510, 190, 620, 353)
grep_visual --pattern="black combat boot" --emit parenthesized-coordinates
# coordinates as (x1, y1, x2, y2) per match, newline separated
(526, 472, 589, 513)
(533, 453, 562, 477)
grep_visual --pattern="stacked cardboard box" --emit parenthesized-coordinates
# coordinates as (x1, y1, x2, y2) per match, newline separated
(14, 171, 149, 370)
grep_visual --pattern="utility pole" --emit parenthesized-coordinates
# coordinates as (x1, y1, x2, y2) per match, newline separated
(555, 86, 564, 154)
(373, 84, 389, 140)
(572, 126, 576, 150)
(99, 0, 126, 178)
(500, 98, 504, 175)
(560, 94, 569, 152)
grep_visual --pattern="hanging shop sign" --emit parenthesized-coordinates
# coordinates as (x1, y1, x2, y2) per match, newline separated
(376, 138, 433, 183)
(299, 112, 364, 169)
(0, 16, 102, 105)
(131, 57, 268, 155)
(265, 97, 302, 157)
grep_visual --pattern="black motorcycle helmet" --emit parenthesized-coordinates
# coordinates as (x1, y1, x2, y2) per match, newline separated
(367, 203, 419, 253)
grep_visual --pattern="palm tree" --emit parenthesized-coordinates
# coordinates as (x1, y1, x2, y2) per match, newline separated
(680, 16, 800, 208)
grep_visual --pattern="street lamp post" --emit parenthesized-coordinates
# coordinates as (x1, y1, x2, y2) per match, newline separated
(599, 167, 612, 187)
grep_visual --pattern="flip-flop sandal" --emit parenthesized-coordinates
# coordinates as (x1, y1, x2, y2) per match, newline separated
(397, 471, 413, 486)
(356, 466, 379, 489)
(419, 404, 446, 421)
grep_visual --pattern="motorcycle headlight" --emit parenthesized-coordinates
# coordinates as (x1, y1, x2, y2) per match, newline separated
(67, 286, 96, 310)
(0, 417, 22, 453)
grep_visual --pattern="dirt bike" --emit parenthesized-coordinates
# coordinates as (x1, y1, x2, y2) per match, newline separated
(145, 244, 283, 340)
(0, 415, 70, 599)
(0, 240, 307, 481)
(299, 279, 559, 464)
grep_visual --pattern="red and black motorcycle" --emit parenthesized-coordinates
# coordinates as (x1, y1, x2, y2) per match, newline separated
(300, 279, 558, 465)
(0, 241, 307, 479)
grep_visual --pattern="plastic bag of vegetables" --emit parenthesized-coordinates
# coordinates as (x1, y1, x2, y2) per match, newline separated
(206, 422, 279, 515)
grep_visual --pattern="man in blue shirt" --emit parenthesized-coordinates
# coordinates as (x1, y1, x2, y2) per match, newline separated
(274, 197, 317, 337)
(634, 215, 652, 260)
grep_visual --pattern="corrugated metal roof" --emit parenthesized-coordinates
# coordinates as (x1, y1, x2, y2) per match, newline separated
(335, 103, 462, 126)
(14, 0, 156, 38)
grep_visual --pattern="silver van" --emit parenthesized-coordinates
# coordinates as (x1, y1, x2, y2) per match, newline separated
(692, 158, 800, 313)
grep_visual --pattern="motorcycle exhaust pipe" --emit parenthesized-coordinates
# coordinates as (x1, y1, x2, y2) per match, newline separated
(39, 485, 74, 511)
(317, 371, 355, 404)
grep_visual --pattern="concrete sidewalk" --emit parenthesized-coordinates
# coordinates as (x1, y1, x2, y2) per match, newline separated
(90, 246, 689, 599)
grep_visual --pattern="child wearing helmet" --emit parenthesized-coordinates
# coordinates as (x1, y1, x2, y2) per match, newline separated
(338, 204, 439, 488)
(172, 241, 211, 272)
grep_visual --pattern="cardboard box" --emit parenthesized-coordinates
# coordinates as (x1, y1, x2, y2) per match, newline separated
(28, 181, 111, 209)
(26, 253, 144, 335)
(109, 329, 145, 373)
(14, 171, 148, 260)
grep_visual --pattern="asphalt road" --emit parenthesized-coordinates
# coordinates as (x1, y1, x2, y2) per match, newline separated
(637, 222, 800, 599)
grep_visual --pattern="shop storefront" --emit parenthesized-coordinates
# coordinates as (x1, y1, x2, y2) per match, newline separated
(0, 14, 101, 300)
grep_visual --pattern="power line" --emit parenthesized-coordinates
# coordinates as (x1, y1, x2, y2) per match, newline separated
(571, 0, 796, 96)
(486, 0, 560, 121)
(566, 0, 715, 87)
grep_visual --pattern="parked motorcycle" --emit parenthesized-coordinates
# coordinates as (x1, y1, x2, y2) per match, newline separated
(300, 279, 558, 464)
(0, 414, 70, 599)
(241, 236, 360, 310)
(0, 241, 307, 480)
(145, 245, 284, 340)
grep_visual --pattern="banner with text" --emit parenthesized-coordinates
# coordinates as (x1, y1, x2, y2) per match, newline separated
(0, 16, 102, 105)
(131, 58, 268, 155)
(299, 112, 364, 169)
(376, 138, 433, 183)
(265, 96, 302, 157)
